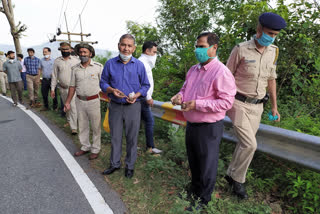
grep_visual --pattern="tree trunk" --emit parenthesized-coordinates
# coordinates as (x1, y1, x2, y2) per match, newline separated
(1, 0, 23, 54)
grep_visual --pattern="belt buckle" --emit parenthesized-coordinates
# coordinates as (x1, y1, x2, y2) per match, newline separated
(245, 97, 257, 104)
(79, 95, 87, 100)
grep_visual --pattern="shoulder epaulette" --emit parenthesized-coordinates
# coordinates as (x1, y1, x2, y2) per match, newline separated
(273, 47, 279, 65)
(93, 61, 103, 67)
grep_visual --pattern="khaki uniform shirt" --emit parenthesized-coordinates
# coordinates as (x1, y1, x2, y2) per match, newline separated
(51, 56, 80, 90)
(226, 39, 278, 99)
(70, 60, 103, 97)
(0, 59, 5, 72)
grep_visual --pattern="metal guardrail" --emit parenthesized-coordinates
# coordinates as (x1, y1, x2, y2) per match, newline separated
(151, 100, 320, 172)
(99, 93, 320, 172)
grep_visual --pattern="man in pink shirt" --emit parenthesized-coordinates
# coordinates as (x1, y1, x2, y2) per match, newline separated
(171, 32, 236, 210)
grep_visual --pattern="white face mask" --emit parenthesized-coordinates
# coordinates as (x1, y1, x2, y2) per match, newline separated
(9, 59, 14, 63)
(44, 55, 50, 59)
(0, 55, 5, 60)
(145, 54, 157, 68)
(119, 52, 132, 62)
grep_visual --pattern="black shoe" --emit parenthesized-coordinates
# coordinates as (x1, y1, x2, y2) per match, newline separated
(124, 168, 134, 178)
(102, 166, 120, 175)
(225, 175, 234, 186)
(233, 181, 248, 199)
(225, 175, 248, 199)
(185, 201, 206, 212)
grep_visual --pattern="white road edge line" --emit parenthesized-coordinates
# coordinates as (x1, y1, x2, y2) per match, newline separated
(1, 96, 113, 214)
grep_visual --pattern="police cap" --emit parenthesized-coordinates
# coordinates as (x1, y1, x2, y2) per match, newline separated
(0, 51, 4, 55)
(75, 43, 95, 58)
(259, 12, 287, 31)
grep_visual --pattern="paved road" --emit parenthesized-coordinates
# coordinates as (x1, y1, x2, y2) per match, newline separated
(0, 96, 127, 214)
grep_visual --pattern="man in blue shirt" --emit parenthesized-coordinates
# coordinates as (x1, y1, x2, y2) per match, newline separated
(100, 34, 150, 178)
(24, 48, 41, 107)
(39, 47, 58, 111)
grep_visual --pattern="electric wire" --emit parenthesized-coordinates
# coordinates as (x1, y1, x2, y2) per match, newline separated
(57, 0, 65, 28)
(71, 0, 89, 32)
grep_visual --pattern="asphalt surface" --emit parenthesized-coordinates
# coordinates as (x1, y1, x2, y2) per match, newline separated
(0, 96, 127, 214)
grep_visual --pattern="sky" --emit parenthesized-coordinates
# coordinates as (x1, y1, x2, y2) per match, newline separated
(0, 0, 159, 51)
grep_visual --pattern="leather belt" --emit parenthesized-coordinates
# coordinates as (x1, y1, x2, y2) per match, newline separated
(77, 94, 99, 101)
(235, 92, 263, 104)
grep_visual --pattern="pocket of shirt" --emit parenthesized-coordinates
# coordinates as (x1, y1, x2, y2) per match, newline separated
(245, 62, 257, 78)
(75, 73, 85, 83)
(90, 73, 99, 80)
(197, 80, 212, 97)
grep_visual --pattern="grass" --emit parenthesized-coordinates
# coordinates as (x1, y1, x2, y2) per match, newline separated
(7, 88, 319, 213)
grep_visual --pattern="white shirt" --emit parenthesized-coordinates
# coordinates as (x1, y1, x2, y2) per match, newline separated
(138, 54, 154, 100)
(20, 59, 26, 72)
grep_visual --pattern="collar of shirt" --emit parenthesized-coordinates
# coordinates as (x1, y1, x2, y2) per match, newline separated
(249, 39, 272, 52)
(79, 59, 94, 68)
(26, 56, 38, 60)
(58, 56, 73, 61)
(42, 57, 52, 61)
(197, 57, 218, 71)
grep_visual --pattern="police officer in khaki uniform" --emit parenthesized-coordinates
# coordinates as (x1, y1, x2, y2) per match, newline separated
(0, 51, 10, 96)
(225, 12, 287, 199)
(64, 44, 102, 160)
(51, 42, 80, 134)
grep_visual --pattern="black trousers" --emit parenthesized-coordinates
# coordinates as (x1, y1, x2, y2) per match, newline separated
(186, 120, 224, 204)
(41, 78, 58, 109)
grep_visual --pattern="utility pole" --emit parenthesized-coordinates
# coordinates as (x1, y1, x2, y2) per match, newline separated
(49, 13, 98, 45)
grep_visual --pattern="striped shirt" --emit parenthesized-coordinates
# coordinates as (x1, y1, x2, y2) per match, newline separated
(24, 56, 40, 75)
(179, 58, 236, 123)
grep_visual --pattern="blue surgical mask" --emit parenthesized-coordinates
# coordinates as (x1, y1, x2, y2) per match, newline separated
(195, 45, 215, 63)
(255, 32, 275, 46)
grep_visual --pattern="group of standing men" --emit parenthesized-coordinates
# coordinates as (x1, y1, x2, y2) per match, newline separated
(0, 11, 286, 211)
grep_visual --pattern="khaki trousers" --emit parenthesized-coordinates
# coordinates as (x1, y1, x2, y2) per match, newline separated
(9, 81, 23, 104)
(26, 74, 40, 102)
(59, 87, 78, 130)
(226, 99, 264, 183)
(76, 97, 101, 154)
(0, 72, 9, 93)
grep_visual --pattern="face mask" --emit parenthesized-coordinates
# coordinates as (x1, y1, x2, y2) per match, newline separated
(143, 54, 157, 68)
(119, 53, 132, 62)
(9, 59, 14, 63)
(255, 32, 275, 46)
(61, 51, 71, 57)
(195, 45, 215, 63)
(79, 56, 90, 63)
(44, 55, 50, 59)
(0, 56, 5, 60)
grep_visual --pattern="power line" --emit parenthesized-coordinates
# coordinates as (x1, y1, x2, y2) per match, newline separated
(71, 0, 89, 32)
(64, 0, 70, 13)
(57, 0, 65, 28)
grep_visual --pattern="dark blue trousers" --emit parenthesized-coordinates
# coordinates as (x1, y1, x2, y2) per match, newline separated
(186, 120, 224, 204)
(141, 100, 155, 148)
(20, 72, 27, 90)
(41, 78, 58, 109)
